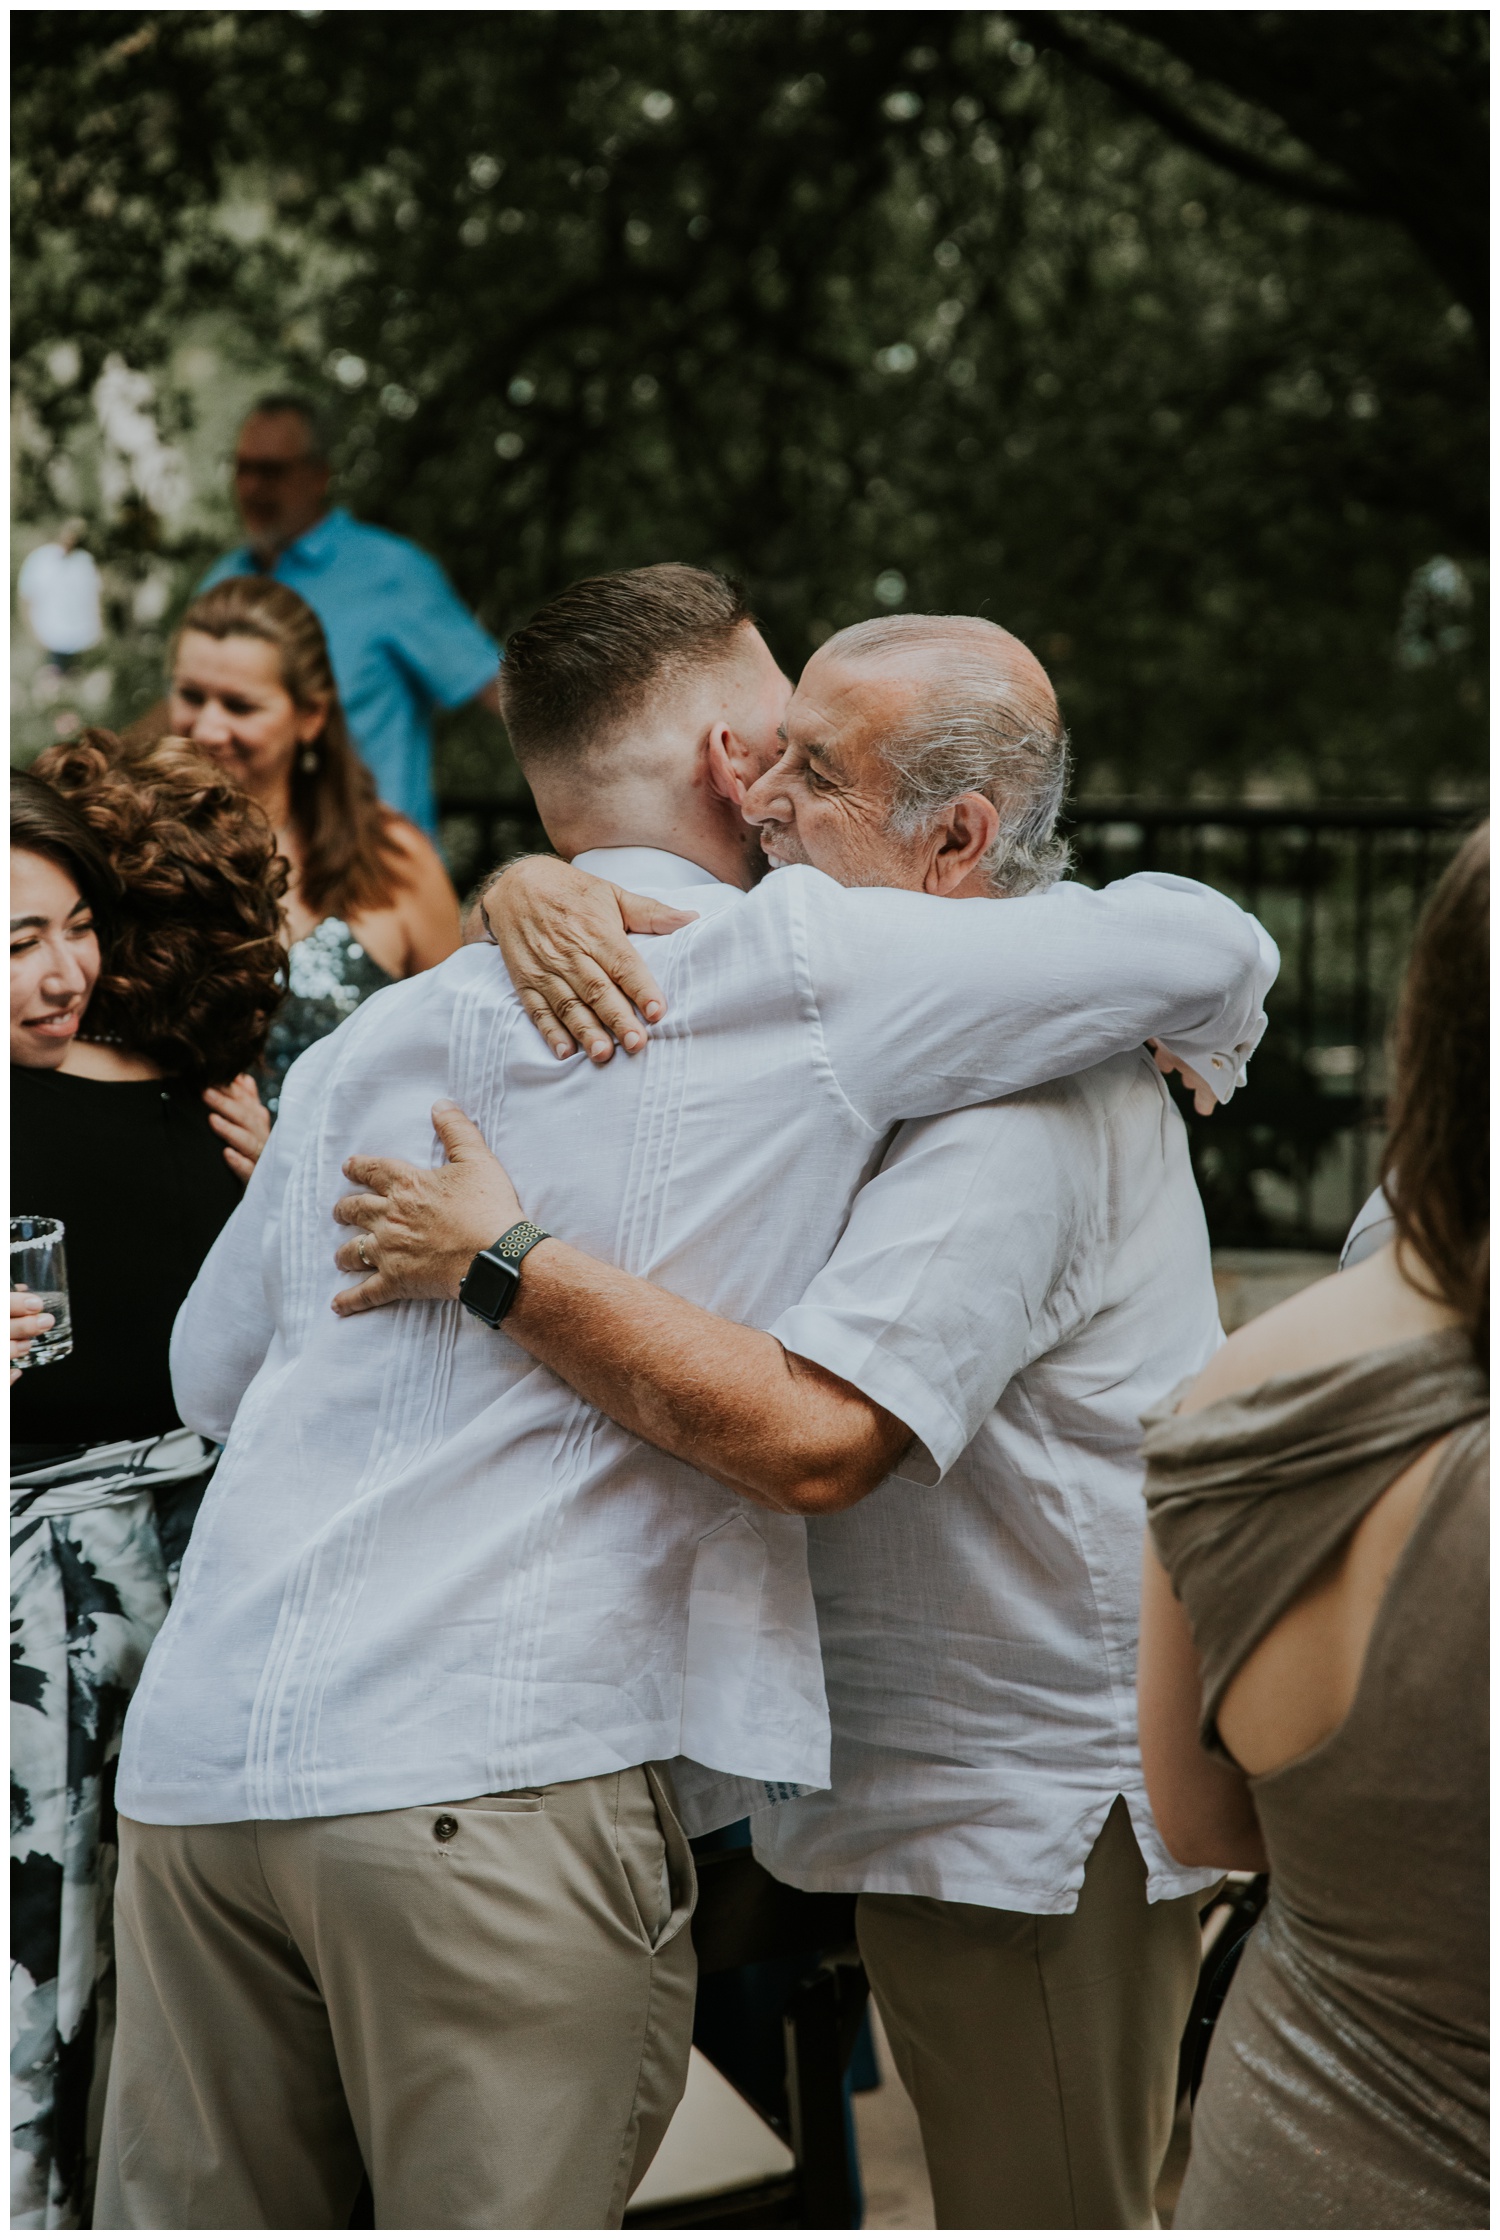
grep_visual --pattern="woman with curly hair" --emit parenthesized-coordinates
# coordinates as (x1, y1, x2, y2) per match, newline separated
(9, 735, 286, 2231)
(1138, 822, 1488, 2228)
(166, 576, 461, 1109)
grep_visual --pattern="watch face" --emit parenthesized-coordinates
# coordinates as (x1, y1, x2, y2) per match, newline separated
(460, 1251, 519, 1326)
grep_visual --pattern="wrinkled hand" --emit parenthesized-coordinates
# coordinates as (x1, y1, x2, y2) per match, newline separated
(204, 1073, 273, 1181)
(331, 1101, 524, 1316)
(480, 855, 697, 1065)
(11, 1286, 55, 1384)
(1147, 1040, 1218, 1117)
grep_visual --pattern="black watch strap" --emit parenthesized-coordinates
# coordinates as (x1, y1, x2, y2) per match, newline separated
(493, 1219, 550, 1265)
(458, 1220, 551, 1328)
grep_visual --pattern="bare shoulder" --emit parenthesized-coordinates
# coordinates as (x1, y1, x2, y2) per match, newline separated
(1181, 1242, 1461, 1415)
(371, 815, 460, 972)
(381, 814, 452, 895)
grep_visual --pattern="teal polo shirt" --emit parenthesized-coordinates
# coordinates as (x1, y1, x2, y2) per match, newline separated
(200, 509, 500, 834)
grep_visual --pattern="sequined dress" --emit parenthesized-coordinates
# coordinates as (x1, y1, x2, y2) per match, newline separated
(261, 916, 396, 1113)
(1142, 1330, 1488, 2228)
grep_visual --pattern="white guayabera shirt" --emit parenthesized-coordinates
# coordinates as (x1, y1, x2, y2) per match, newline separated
(754, 1052, 1227, 1913)
(118, 849, 1276, 1834)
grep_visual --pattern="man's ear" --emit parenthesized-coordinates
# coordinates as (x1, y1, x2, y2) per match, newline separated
(705, 723, 747, 807)
(923, 792, 1001, 895)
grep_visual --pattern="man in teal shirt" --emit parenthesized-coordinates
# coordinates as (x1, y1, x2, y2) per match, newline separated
(201, 395, 502, 834)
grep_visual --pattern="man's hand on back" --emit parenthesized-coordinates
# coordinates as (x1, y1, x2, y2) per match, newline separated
(331, 1102, 523, 1315)
(1146, 1040, 1218, 1117)
(328, 1098, 909, 1514)
(482, 856, 697, 1065)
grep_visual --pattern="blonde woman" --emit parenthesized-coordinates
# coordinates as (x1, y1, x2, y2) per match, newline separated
(168, 577, 461, 1107)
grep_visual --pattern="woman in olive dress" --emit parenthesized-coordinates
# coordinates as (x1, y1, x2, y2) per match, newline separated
(1138, 823, 1487, 2228)
(10, 738, 283, 2229)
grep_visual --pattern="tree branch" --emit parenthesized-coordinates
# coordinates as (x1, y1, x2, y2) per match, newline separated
(1016, 12, 1372, 217)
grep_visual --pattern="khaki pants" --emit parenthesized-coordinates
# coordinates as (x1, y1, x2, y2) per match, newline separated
(857, 1797, 1205, 2230)
(95, 1766, 697, 2230)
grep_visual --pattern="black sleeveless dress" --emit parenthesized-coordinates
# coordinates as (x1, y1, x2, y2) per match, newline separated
(12, 1065, 242, 1457)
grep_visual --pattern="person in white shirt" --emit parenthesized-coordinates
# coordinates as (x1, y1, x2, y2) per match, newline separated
(99, 568, 1274, 2231)
(17, 520, 103, 666)
(336, 606, 1252, 2228)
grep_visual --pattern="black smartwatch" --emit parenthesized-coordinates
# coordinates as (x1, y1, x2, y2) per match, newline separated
(458, 1220, 551, 1328)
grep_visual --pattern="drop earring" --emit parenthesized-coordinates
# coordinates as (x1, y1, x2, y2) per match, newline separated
(299, 744, 319, 774)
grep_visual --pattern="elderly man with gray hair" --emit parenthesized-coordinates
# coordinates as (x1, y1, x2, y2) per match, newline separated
(757, 609, 1075, 894)
(103, 568, 1269, 2229)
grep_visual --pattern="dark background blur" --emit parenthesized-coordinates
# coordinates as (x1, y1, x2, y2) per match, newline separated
(11, 10, 1488, 1246)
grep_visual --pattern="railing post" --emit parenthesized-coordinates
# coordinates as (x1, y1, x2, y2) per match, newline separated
(1295, 824, 1318, 1242)
(1350, 827, 1375, 1231)
(784, 1967, 857, 2229)
(1413, 827, 1434, 925)
(1244, 824, 1263, 923)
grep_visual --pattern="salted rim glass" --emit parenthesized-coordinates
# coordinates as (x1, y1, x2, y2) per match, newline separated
(10, 1215, 72, 1370)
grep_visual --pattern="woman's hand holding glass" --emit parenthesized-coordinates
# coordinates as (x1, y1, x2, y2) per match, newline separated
(10, 1215, 71, 1373)
(10, 1287, 56, 1384)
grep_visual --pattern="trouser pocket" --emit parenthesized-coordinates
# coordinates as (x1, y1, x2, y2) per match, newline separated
(614, 1765, 697, 1953)
(421, 1789, 544, 1847)
(645, 1763, 697, 1951)
(437, 1790, 545, 1812)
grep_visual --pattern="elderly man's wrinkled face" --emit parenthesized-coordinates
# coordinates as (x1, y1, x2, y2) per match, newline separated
(741, 649, 926, 889)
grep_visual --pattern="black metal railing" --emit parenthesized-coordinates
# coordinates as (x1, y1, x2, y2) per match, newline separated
(437, 803, 547, 897)
(438, 795, 1482, 1254)
(1063, 803, 1479, 1251)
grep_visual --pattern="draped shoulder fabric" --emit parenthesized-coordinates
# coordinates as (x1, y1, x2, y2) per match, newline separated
(1141, 1326, 1486, 1751)
(1141, 1329, 1488, 2229)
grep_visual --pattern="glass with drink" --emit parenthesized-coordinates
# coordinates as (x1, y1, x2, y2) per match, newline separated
(11, 1216, 73, 1367)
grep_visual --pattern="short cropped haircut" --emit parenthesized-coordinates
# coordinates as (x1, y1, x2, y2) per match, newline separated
(244, 393, 330, 461)
(827, 615, 1071, 896)
(499, 565, 754, 769)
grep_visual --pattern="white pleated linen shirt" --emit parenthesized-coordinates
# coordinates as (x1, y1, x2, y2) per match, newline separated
(753, 1052, 1225, 1912)
(118, 850, 1276, 1833)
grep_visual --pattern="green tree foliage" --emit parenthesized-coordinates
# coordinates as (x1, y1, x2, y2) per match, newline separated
(12, 10, 1486, 803)
(1025, 11, 1486, 325)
